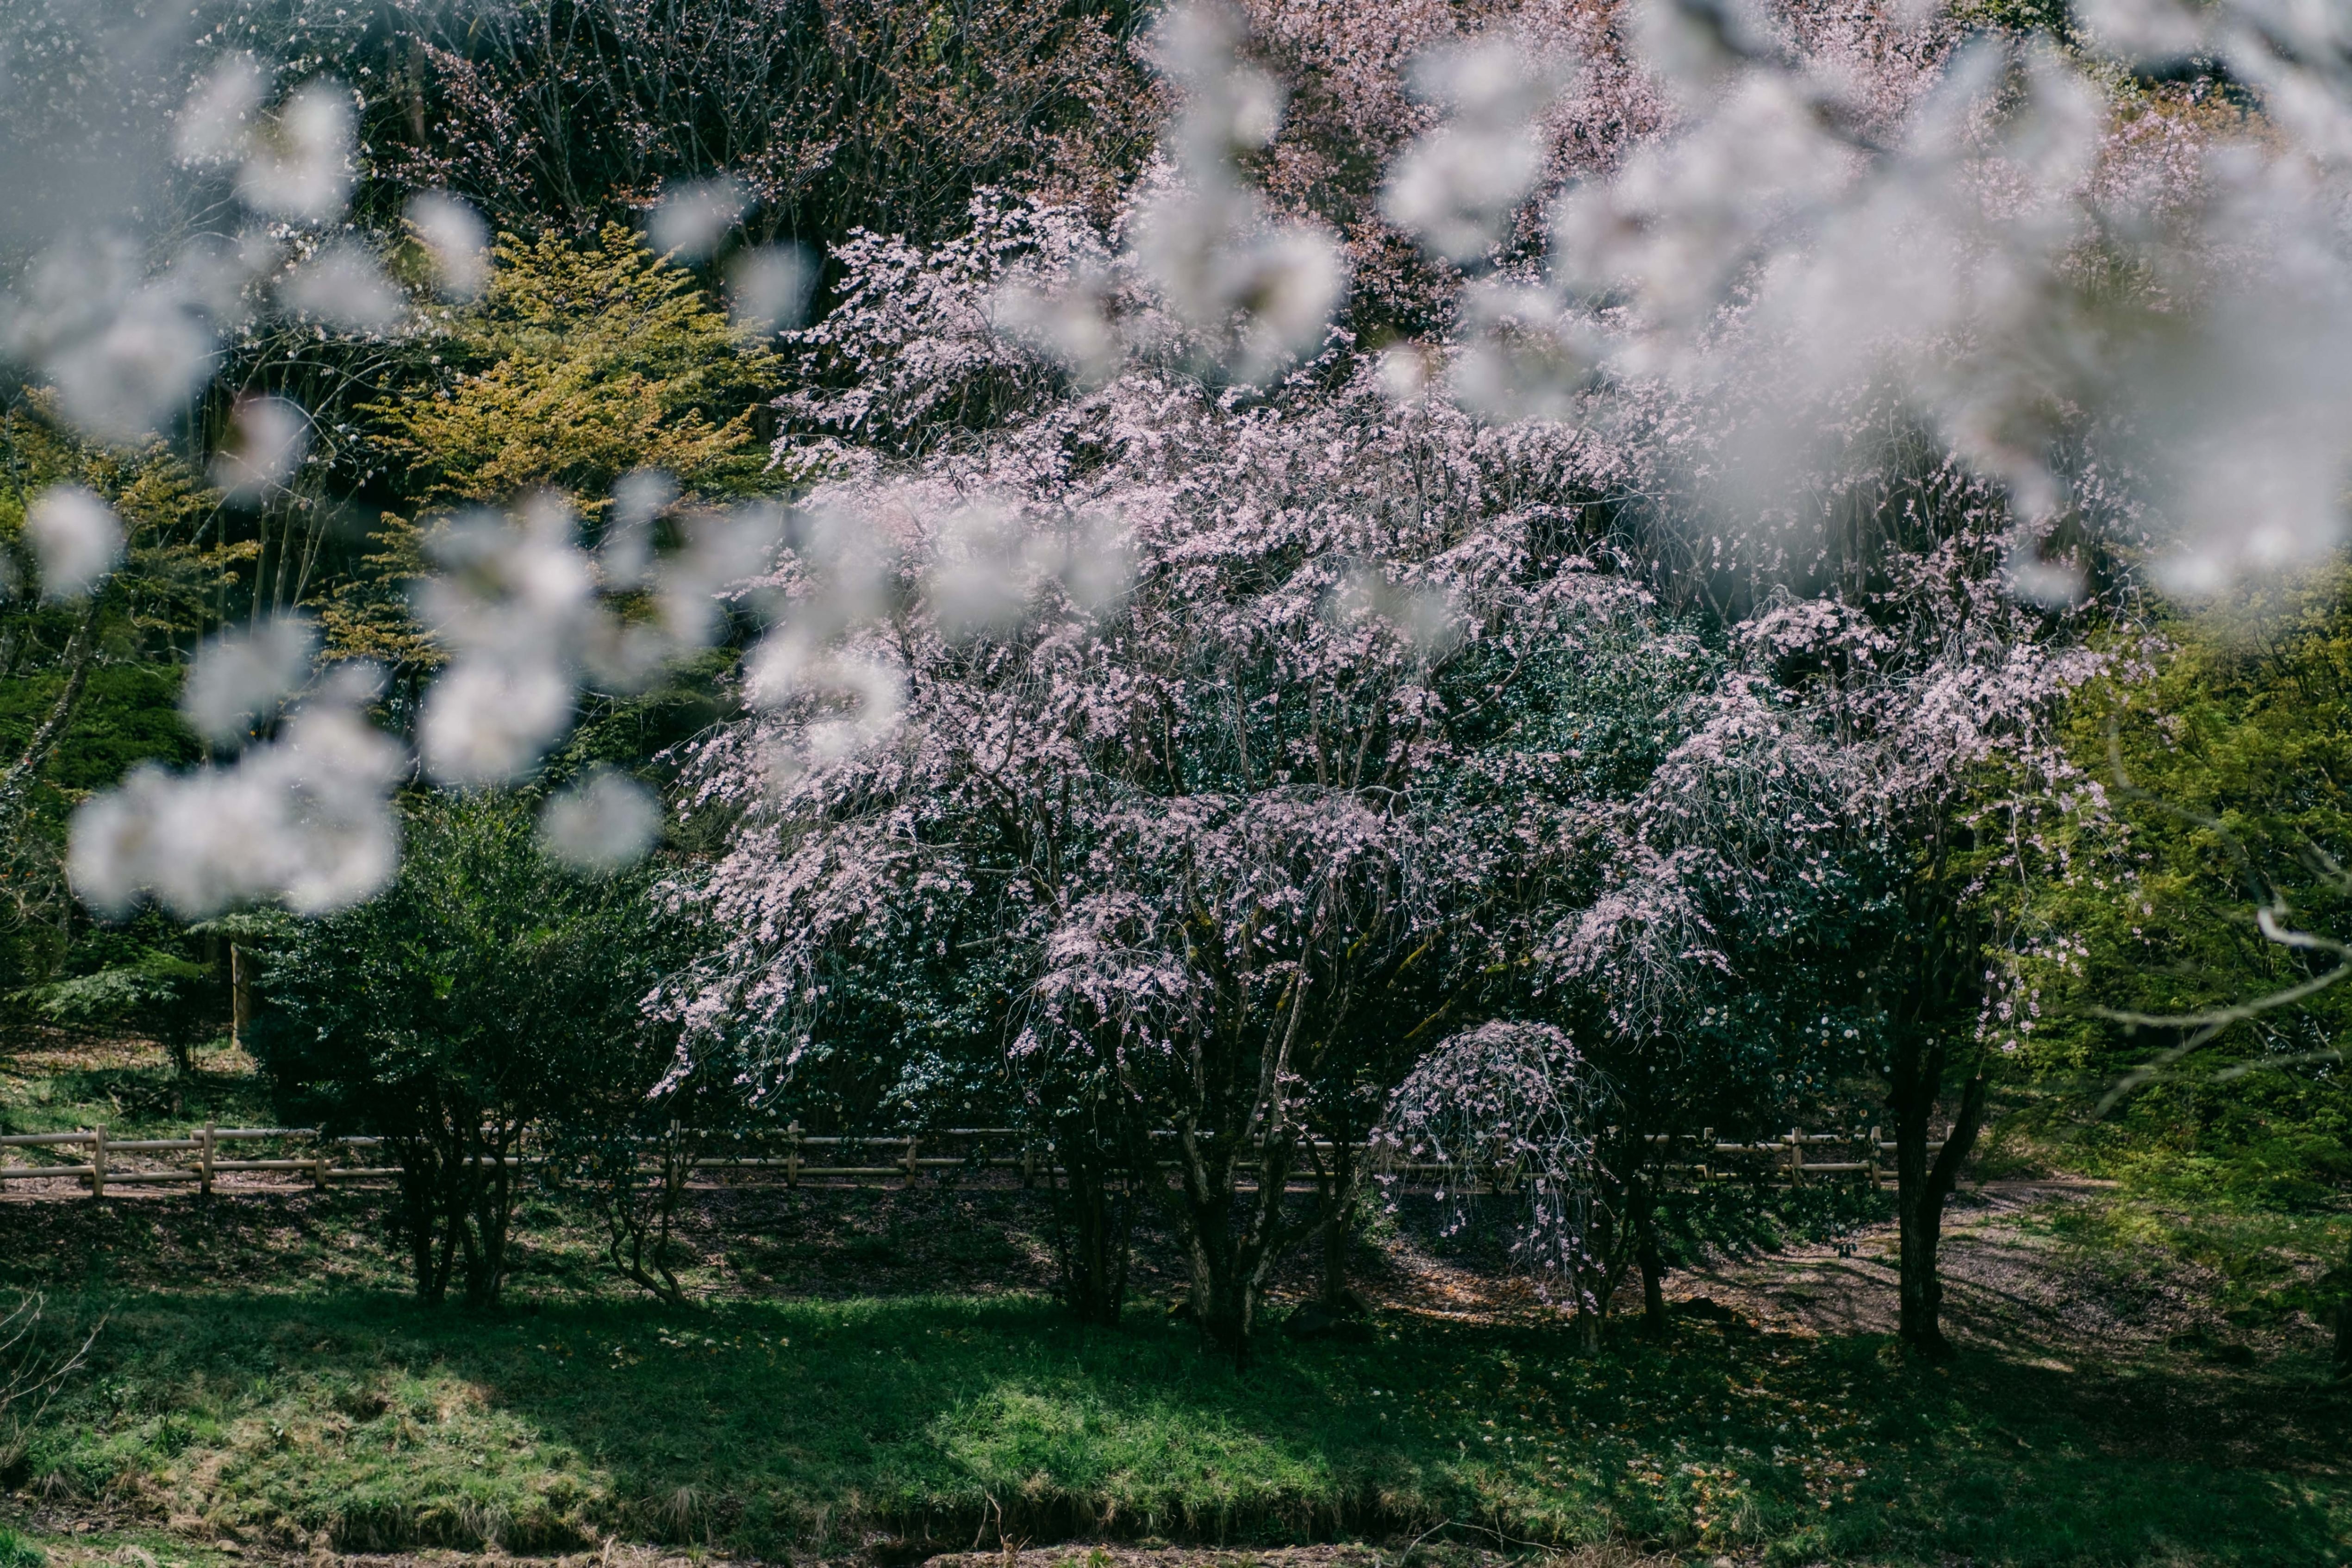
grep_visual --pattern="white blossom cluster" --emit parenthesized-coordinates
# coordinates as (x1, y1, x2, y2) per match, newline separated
(0, 27, 810, 908)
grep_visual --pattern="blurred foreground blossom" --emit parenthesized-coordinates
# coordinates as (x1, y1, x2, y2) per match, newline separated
(282, 243, 406, 333)
(599, 469, 677, 589)
(648, 178, 747, 260)
(415, 503, 599, 786)
(539, 769, 663, 873)
(210, 396, 311, 502)
(1446, 281, 1593, 420)
(924, 501, 1030, 641)
(726, 245, 814, 336)
(234, 81, 355, 224)
(991, 266, 1125, 386)
(1130, 5, 1348, 381)
(739, 503, 904, 756)
(653, 505, 785, 651)
(404, 191, 491, 301)
(33, 284, 219, 445)
(923, 501, 1135, 641)
(24, 487, 125, 601)
(743, 634, 906, 759)
(418, 495, 786, 784)
(70, 667, 403, 918)
(1327, 564, 1459, 653)
(1382, 40, 1571, 264)
(179, 616, 320, 747)
(172, 53, 269, 169)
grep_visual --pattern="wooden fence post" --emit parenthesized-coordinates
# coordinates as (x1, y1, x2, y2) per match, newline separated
(1021, 1143, 1035, 1188)
(1787, 1127, 1804, 1187)
(786, 1122, 800, 1189)
(904, 1136, 918, 1190)
(1867, 1125, 1883, 1190)
(90, 1125, 106, 1199)
(200, 1123, 215, 1197)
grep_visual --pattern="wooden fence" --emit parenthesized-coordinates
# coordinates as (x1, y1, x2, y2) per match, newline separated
(0, 1122, 1940, 1199)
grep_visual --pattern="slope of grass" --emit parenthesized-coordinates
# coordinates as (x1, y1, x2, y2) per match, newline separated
(6, 1280, 2346, 1567)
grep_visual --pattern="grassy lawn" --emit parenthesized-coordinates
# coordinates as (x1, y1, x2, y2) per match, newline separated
(0, 1032, 268, 1141)
(0, 1041, 2346, 1566)
(0, 1258, 2341, 1565)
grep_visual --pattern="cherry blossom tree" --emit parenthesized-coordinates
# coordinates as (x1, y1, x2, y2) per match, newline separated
(661, 184, 1642, 1349)
(1544, 439, 2112, 1352)
(666, 0, 2143, 1356)
(1381, 1021, 1617, 1344)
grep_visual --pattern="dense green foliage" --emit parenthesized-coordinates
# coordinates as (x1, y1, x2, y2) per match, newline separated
(249, 795, 680, 1304)
(2013, 572, 2352, 1211)
(329, 229, 789, 694)
(2, 232, 767, 1026)
(0, 407, 236, 1020)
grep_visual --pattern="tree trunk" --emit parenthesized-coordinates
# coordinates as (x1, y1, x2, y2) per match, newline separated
(1889, 1045, 1989, 1358)
(1048, 1119, 1134, 1327)
(0, 595, 102, 831)
(395, 1143, 458, 1305)
(1315, 1136, 1358, 1310)
(1636, 1214, 1667, 1336)
(602, 1122, 689, 1306)
(230, 944, 252, 1051)
(463, 1129, 515, 1306)
(1168, 1120, 1296, 1362)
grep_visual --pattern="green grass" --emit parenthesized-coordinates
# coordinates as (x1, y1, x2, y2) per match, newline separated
(3, 1041, 2348, 1565)
(2025, 1192, 2352, 1337)
(0, 1524, 237, 1568)
(0, 1033, 270, 1142)
(8, 1283, 2346, 1565)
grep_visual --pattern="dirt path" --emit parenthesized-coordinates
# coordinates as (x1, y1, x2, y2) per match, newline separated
(1348, 1177, 2336, 1374)
(1677, 1179, 2134, 1353)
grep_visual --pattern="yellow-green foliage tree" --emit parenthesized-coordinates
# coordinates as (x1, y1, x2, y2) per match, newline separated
(329, 226, 790, 675)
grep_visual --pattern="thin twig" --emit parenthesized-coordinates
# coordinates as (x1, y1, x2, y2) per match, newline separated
(2087, 718, 2352, 1114)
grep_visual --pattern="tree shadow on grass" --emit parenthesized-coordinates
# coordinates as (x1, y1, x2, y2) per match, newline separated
(23, 1286, 2352, 1564)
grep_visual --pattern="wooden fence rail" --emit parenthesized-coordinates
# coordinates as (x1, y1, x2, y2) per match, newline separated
(0, 1122, 1943, 1199)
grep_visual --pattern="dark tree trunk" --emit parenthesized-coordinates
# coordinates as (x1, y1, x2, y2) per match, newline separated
(1889, 1042, 1989, 1358)
(600, 1121, 689, 1305)
(230, 944, 253, 1051)
(0, 595, 102, 831)
(394, 1141, 459, 1305)
(389, 1089, 522, 1308)
(1169, 1119, 1296, 1363)
(1636, 1214, 1667, 1335)
(1048, 1116, 1135, 1328)
(1311, 1133, 1359, 1310)
(462, 1125, 517, 1306)
(1320, 1191, 1349, 1310)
